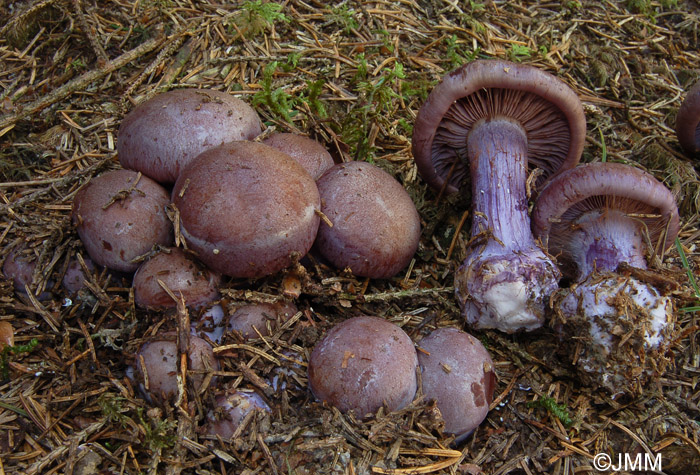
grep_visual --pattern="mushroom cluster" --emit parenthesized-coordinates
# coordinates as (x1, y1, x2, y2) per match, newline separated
(307, 316, 496, 439)
(56, 87, 431, 442)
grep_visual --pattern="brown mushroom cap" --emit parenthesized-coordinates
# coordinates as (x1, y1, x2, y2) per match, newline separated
(307, 316, 418, 417)
(62, 255, 96, 296)
(262, 132, 335, 180)
(172, 141, 321, 278)
(72, 169, 173, 273)
(531, 162, 680, 274)
(118, 89, 262, 184)
(133, 248, 220, 309)
(676, 80, 700, 157)
(412, 59, 586, 193)
(134, 334, 219, 405)
(417, 327, 495, 437)
(226, 301, 298, 339)
(0, 321, 14, 350)
(314, 161, 421, 279)
(3, 246, 38, 293)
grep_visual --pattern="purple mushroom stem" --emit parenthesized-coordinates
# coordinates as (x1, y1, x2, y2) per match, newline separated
(566, 209, 649, 279)
(455, 118, 560, 332)
(467, 119, 534, 252)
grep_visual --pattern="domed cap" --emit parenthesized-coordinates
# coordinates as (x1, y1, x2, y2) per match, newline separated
(118, 89, 262, 184)
(314, 161, 421, 279)
(72, 169, 173, 273)
(172, 141, 321, 279)
(676, 80, 700, 157)
(308, 316, 418, 417)
(132, 248, 220, 309)
(412, 59, 586, 193)
(417, 327, 495, 438)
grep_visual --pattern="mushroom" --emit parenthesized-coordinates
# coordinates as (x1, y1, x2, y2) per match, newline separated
(307, 316, 418, 417)
(2, 245, 53, 300)
(676, 80, 700, 157)
(172, 141, 320, 279)
(262, 132, 335, 180)
(532, 162, 680, 394)
(61, 255, 96, 296)
(417, 327, 495, 440)
(314, 161, 421, 279)
(133, 333, 219, 405)
(411, 59, 586, 332)
(133, 248, 220, 309)
(0, 321, 14, 349)
(191, 304, 226, 344)
(226, 301, 298, 340)
(205, 390, 270, 439)
(118, 89, 262, 184)
(72, 169, 173, 273)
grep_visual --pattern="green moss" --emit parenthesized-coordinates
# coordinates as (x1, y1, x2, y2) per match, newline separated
(1, 338, 39, 380)
(527, 396, 573, 427)
(228, 0, 289, 37)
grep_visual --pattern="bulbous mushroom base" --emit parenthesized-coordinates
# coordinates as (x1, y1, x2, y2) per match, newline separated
(455, 251, 560, 333)
(553, 274, 675, 396)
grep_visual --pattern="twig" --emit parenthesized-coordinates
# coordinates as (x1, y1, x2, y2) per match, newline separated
(0, 34, 168, 136)
(25, 420, 106, 475)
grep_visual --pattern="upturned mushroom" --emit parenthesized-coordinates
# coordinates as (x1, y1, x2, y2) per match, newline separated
(412, 59, 586, 332)
(676, 80, 700, 157)
(118, 89, 262, 184)
(532, 162, 680, 394)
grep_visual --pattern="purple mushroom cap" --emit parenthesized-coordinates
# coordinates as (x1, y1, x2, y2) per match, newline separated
(172, 141, 321, 279)
(314, 161, 421, 279)
(417, 327, 495, 438)
(118, 89, 262, 184)
(133, 247, 221, 310)
(308, 316, 418, 417)
(676, 80, 700, 157)
(133, 333, 219, 405)
(263, 132, 335, 180)
(72, 169, 173, 273)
